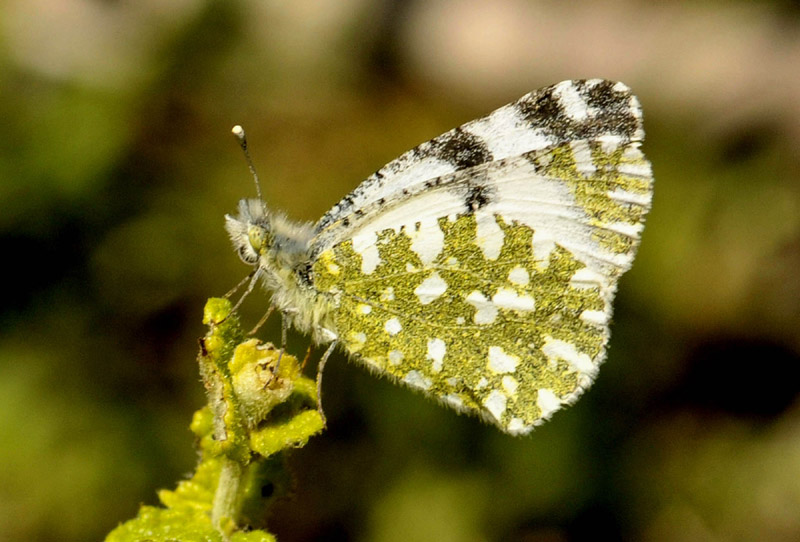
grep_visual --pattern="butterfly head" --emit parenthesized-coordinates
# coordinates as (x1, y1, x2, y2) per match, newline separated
(226, 198, 273, 266)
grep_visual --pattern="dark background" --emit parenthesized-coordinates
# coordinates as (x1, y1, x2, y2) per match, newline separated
(2, 1, 799, 541)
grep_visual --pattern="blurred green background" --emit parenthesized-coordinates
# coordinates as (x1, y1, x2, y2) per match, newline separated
(2, 1, 799, 541)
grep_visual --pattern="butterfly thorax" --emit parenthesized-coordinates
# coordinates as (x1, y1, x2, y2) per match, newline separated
(225, 198, 337, 343)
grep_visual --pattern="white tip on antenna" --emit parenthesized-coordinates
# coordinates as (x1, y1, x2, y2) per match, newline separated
(231, 125, 264, 202)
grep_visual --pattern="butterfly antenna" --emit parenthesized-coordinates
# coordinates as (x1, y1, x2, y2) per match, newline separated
(231, 125, 264, 203)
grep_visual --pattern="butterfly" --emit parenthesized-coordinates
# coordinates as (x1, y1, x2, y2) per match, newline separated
(225, 79, 653, 435)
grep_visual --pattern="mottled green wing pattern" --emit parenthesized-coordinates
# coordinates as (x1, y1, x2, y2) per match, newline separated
(311, 139, 652, 435)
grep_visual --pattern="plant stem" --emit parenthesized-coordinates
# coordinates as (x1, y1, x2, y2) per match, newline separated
(212, 456, 243, 534)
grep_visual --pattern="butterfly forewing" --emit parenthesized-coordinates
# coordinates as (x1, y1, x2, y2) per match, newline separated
(313, 79, 644, 248)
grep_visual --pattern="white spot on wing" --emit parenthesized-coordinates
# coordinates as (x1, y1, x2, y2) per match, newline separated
(606, 220, 645, 238)
(531, 230, 555, 263)
(553, 80, 590, 121)
(463, 106, 551, 160)
(612, 81, 630, 92)
(488, 346, 519, 374)
(388, 350, 404, 365)
(348, 331, 367, 352)
(404, 370, 431, 391)
(537, 388, 561, 418)
(492, 288, 535, 312)
(351, 230, 380, 274)
(508, 266, 530, 286)
(608, 187, 651, 207)
(484, 390, 507, 421)
(414, 272, 448, 305)
(623, 144, 646, 161)
(326, 261, 340, 274)
(597, 135, 623, 154)
(426, 338, 446, 372)
(580, 310, 608, 326)
(507, 418, 527, 434)
(475, 212, 503, 260)
(408, 217, 445, 265)
(384, 318, 402, 336)
(570, 140, 596, 177)
(502, 375, 518, 395)
(542, 337, 597, 377)
(570, 268, 607, 288)
(618, 159, 652, 178)
(444, 394, 463, 409)
(465, 291, 498, 324)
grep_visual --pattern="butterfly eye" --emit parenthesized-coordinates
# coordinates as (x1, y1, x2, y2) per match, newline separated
(248, 226, 267, 252)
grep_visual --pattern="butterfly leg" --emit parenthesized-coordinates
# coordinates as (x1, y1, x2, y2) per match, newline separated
(247, 305, 275, 335)
(274, 311, 289, 373)
(300, 344, 313, 372)
(219, 269, 262, 324)
(316, 341, 338, 428)
(224, 270, 254, 299)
